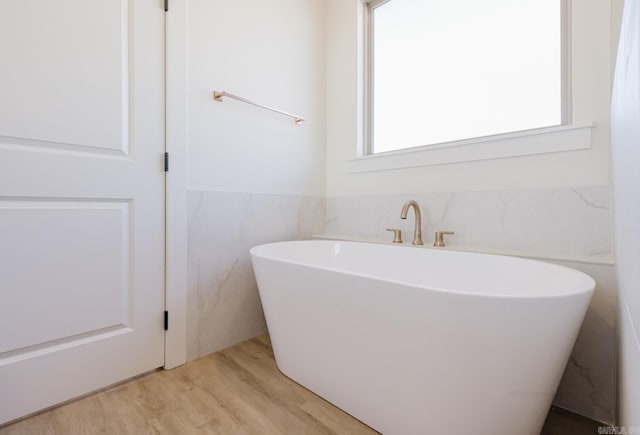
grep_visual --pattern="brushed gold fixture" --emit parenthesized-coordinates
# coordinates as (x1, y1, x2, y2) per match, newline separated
(434, 231, 454, 247)
(213, 90, 306, 125)
(385, 228, 403, 243)
(400, 200, 423, 245)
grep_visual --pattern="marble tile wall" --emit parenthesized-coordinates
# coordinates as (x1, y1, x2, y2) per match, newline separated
(325, 186, 615, 424)
(551, 260, 616, 424)
(326, 186, 612, 258)
(187, 190, 324, 361)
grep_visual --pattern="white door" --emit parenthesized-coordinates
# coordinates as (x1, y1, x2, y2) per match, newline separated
(0, 0, 166, 424)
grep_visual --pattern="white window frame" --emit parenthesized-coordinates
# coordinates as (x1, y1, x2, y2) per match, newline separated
(351, 0, 592, 173)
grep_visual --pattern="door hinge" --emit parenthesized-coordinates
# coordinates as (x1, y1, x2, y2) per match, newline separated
(164, 311, 169, 331)
(164, 152, 169, 172)
(164, 0, 168, 12)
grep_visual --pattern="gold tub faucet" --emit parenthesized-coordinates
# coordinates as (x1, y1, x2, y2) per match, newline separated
(400, 200, 424, 246)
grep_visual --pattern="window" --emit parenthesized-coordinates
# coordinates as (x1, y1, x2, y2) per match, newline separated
(366, 0, 566, 154)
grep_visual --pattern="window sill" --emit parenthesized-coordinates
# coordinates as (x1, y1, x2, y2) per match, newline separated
(347, 123, 594, 173)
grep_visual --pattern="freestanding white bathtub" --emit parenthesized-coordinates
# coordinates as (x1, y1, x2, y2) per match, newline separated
(250, 240, 595, 435)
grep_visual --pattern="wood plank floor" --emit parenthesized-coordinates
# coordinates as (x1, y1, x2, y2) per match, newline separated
(0, 335, 377, 435)
(0, 333, 606, 435)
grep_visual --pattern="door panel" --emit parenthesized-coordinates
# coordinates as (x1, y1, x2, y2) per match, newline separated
(0, 0, 165, 424)
(0, 0, 129, 152)
(0, 200, 131, 354)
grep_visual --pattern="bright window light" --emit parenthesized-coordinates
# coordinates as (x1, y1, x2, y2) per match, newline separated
(370, 0, 563, 153)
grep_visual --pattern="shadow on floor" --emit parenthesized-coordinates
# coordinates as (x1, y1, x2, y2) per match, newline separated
(542, 406, 608, 435)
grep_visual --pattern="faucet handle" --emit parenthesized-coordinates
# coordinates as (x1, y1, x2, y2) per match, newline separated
(434, 231, 454, 247)
(386, 228, 403, 244)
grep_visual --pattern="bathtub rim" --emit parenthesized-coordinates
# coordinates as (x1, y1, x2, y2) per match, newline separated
(250, 240, 596, 300)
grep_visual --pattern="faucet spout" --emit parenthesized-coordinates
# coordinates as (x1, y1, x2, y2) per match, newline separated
(400, 200, 424, 245)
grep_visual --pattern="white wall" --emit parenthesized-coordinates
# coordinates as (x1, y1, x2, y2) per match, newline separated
(326, 0, 619, 196)
(188, 0, 326, 196)
(184, 0, 327, 360)
(611, 0, 640, 426)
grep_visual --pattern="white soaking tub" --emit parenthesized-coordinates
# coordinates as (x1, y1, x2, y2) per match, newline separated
(250, 240, 595, 435)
